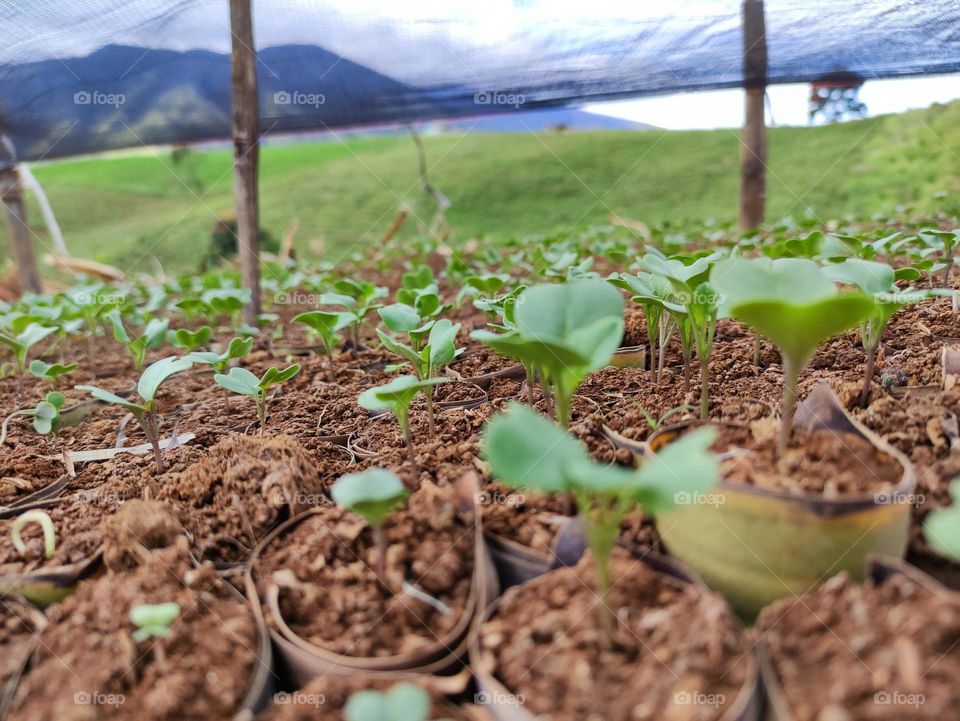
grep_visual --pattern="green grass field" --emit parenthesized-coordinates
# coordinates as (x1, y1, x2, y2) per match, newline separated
(11, 100, 960, 274)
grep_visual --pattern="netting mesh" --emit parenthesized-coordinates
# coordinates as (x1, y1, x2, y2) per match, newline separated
(1, 0, 958, 161)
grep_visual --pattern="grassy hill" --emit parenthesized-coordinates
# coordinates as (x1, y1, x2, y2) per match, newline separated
(11, 100, 960, 274)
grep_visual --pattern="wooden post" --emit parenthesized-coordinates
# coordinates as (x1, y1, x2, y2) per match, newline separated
(230, 0, 261, 324)
(0, 167, 42, 293)
(739, 0, 768, 230)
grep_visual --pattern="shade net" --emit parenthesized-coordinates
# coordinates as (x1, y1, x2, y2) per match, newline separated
(1, 0, 958, 161)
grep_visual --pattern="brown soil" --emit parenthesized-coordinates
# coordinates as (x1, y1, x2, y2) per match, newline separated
(256, 675, 472, 721)
(7, 507, 258, 721)
(0, 598, 43, 708)
(156, 434, 326, 565)
(254, 480, 475, 658)
(477, 550, 751, 721)
(708, 422, 903, 497)
(756, 571, 960, 721)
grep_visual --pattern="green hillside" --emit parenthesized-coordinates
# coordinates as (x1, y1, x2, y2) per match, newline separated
(9, 100, 960, 274)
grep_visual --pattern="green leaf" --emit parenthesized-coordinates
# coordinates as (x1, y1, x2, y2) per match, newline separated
(129, 602, 180, 630)
(357, 375, 448, 414)
(924, 482, 960, 561)
(331, 468, 409, 528)
(376, 330, 423, 368)
(259, 364, 300, 389)
(633, 427, 719, 513)
(378, 304, 421, 333)
(137, 356, 193, 402)
(345, 684, 430, 721)
(822, 258, 896, 295)
(29, 359, 78, 382)
(515, 280, 624, 342)
(214, 367, 261, 396)
(171, 326, 213, 351)
(106, 309, 132, 345)
(76, 385, 145, 414)
(426, 319, 461, 367)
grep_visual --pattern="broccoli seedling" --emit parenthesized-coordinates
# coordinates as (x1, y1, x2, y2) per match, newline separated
(924, 480, 960, 561)
(0, 323, 56, 376)
(77, 356, 194, 474)
(106, 310, 169, 372)
(129, 602, 180, 642)
(484, 404, 718, 642)
(11, 509, 56, 560)
(345, 683, 430, 721)
(293, 310, 356, 382)
(377, 319, 462, 436)
(29, 359, 78, 389)
(169, 326, 213, 353)
(214, 364, 300, 435)
(714, 257, 874, 457)
(472, 280, 624, 427)
(823, 258, 934, 407)
(186, 336, 254, 374)
(331, 468, 409, 588)
(357, 375, 449, 471)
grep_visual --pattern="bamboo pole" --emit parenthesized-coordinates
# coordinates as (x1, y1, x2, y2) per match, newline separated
(0, 167, 42, 293)
(739, 0, 768, 230)
(230, 0, 261, 324)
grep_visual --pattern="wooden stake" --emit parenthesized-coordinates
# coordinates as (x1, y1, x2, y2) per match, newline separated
(230, 0, 261, 324)
(739, 0, 768, 230)
(0, 167, 42, 293)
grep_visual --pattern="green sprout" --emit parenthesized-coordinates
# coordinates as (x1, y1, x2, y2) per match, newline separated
(129, 602, 181, 642)
(77, 356, 194, 474)
(377, 318, 462, 436)
(332, 468, 409, 588)
(29, 359, 78, 389)
(484, 404, 718, 643)
(107, 310, 169, 371)
(214, 364, 300, 435)
(293, 310, 356, 382)
(641, 253, 720, 420)
(472, 280, 624, 427)
(357, 375, 449, 471)
(345, 683, 430, 721)
(0, 323, 56, 376)
(11, 509, 56, 560)
(169, 326, 213, 353)
(186, 336, 254, 374)
(715, 257, 875, 457)
(823, 258, 933, 407)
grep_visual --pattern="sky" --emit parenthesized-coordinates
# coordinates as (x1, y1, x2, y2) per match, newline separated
(586, 75, 960, 130)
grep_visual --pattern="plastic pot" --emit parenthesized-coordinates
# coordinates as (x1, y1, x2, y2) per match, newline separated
(609, 344, 647, 369)
(650, 384, 916, 618)
(244, 480, 499, 686)
(759, 557, 957, 721)
(469, 550, 762, 721)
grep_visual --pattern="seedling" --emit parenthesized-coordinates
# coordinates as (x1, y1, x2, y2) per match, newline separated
(129, 602, 181, 642)
(823, 258, 932, 406)
(484, 404, 718, 641)
(214, 364, 300, 435)
(332, 278, 388, 344)
(169, 326, 213, 353)
(921, 228, 959, 284)
(29, 359, 78, 389)
(345, 683, 430, 721)
(293, 310, 356, 382)
(186, 336, 254, 374)
(642, 253, 719, 420)
(357, 375, 449, 470)
(107, 309, 169, 371)
(11, 509, 56, 560)
(924, 480, 960, 561)
(331, 468, 409, 587)
(77, 356, 194, 474)
(715, 257, 875, 456)
(377, 319, 462, 436)
(0, 323, 56, 375)
(473, 280, 624, 427)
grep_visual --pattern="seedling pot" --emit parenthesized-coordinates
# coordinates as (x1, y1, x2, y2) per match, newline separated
(651, 384, 916, 617)
(484, 518, 571, 589)
(758, 557, 957, 721)
(469, 551, 762, 721)
(245, 501, 499, 686)
(0, 551, 102, 607)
